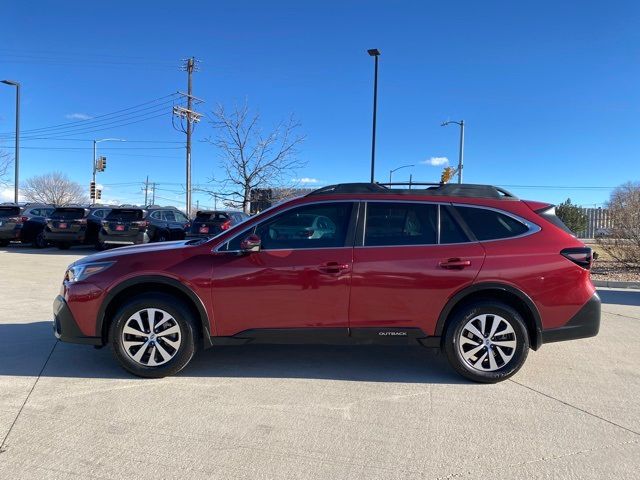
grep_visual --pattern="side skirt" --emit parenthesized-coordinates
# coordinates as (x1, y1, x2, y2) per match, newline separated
(209, 327, 441, 347)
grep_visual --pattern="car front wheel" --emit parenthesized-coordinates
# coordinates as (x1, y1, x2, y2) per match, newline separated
(110, 293, 197, 378)
(443, 301, 529, 383)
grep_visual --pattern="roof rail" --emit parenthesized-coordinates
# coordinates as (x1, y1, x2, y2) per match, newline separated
(307, 182, 517, 200)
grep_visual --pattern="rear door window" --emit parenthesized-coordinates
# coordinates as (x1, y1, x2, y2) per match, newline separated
(364, 202, 437, 246)
(440, 207, 470, 244)
(163, 211, 176, 222)
(454, 206, 529, 241)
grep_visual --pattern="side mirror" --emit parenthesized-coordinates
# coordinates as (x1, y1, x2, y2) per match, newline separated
(240, 234, 261, 253)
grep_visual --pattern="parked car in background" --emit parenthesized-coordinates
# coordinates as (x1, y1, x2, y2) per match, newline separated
(54, 183, 600, 382)
(99, 205, 190, 247)
(0, 203, 55, 247)
(187, 210, 249, 238)
(44, 206, 110, 250)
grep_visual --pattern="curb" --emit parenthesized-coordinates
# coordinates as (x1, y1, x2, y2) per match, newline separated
(593, 280, 640, 289)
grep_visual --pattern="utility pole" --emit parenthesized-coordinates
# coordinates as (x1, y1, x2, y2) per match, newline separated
(144, 175, 149, 205)
(151, 182, 156, 204)
(1, 80, 20, 202)
(367, 49, 381, 183)
(173, 57, 203, 218)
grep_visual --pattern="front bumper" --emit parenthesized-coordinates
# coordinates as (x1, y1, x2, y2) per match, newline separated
(541, 293, 601, 344)
(52, 295, 102, 345)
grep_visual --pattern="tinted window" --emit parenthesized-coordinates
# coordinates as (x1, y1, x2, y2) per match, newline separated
(92, 209, 108, 218)
(51, 208, 85, 220)
(539, 206, 574, 235)
(174, 211, 188, 222)
(107, 209, 143, 221)
(364, 202, 437, 246)
(163, 211, 176, 222)
(226, 203, 353, 251)
(0, 206, 21, 217)
(455, 206, 529, 241)
(440, 207, 470, 244)
(149, 211, 163, 220)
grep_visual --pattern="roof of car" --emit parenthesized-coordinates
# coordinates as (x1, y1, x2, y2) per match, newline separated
(306, 182, 518, 200)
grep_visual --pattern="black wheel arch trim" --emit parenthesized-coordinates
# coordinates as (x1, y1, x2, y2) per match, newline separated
(97, 275, 212, 348)
(435, 282, 543, 350)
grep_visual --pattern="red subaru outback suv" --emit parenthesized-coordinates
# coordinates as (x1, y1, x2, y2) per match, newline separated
(53, 183, 600, 383)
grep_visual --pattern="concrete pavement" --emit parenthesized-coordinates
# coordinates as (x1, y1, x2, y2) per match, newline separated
(1, 244, 638, 479)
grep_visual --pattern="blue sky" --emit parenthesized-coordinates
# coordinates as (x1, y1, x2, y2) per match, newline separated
(1, 0, 638, 209)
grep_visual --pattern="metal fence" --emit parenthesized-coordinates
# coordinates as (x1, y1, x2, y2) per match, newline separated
(577, 208, 611, 239)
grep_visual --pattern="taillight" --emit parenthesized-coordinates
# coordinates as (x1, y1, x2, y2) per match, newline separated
(221, 220, 232, 230)
(133, 220, 149, 229)
(8, 216, 23, 224)
(76, 218, 87, 225)
(561, 247, 593, 270)
(21, 216, 29, 223)
(184, 222, 191, 229)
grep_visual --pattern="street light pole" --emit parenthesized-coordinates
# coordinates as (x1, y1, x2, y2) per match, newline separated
(389, 164, 415, 184)
(92, 138, 125, 204)
(367, 49, 380, 183)
(1, 80, 20, 202)
(441, 120, 465, 184)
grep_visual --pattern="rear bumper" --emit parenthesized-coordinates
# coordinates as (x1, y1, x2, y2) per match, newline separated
(52, 295, 102, 345)
(0, 228, 21, 240)
(100, 231, 149, 245)
(541, 293, 601, 344)
(45, 231, 84, 243)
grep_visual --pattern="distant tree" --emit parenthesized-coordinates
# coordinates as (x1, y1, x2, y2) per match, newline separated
(597, 182, 640, 267)
(556, 198, 588, 235)
(0, 150, 11, 187)
(22, 172, 88, 206)
(204, 102, 306, 214)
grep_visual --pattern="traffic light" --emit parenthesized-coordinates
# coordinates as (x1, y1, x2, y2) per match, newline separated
(96, 156, 107, 172)
(90, 181, 96, 199)
(96, 189, 102, 200)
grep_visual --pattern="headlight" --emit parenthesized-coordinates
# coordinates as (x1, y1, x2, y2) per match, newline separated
(65, 261, 115, 283)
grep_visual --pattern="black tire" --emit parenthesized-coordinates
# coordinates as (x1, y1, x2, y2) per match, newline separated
(109, 293, 198, 378)
(155, 231, 168, 243)
(33, 231, 48, 248)
(56, 242, 71, 250)
(443, 301, 529, 383)
(95, 241, 107, 251)
(0, 240, 9, 247)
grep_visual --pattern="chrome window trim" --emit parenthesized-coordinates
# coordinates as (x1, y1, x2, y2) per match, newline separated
(213, 199, 359, 253)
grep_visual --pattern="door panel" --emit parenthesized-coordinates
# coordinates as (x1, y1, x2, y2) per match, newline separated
(211, 248, 353, 336)
(209, 201, 357, 337)
(349, 243, 485, 334)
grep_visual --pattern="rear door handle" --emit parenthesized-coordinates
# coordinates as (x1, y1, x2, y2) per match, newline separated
(439, 258, 472, 269)
(318, 261, 351, 274)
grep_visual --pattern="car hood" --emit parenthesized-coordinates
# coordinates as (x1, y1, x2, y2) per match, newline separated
(72, 239, 208, 266)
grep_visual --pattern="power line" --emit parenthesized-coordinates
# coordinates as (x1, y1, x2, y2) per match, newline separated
(0, 93, 180, 137)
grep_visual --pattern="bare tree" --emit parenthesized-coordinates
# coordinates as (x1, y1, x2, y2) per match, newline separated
(203, 102, 306, 213)
(22, 171, 88, 206)
(597, 181, 640, 267)
(0, 150, 11, 187)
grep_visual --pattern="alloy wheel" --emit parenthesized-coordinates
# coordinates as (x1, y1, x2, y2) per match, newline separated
(121, 308, 182, 366)
(457, 314, 517, 372)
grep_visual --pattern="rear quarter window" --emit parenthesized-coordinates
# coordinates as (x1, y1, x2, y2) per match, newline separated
(454, 206, 529, 241)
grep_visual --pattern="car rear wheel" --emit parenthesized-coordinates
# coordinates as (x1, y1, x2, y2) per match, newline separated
(56, 242, 71, 250)
(155, 231, 168, 242)
(443, 301, 529, 383)
(33, 231, 48, 248)
(109, 293, 197, 378)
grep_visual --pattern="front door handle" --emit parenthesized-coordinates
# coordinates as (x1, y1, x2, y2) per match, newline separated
(318, 261, 351, 274)
(439, 258, 472, 269)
